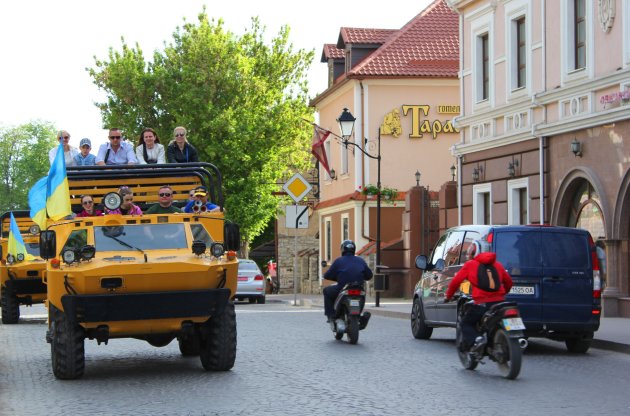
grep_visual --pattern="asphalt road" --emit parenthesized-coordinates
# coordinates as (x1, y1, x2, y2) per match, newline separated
(1, 302, 629, 416)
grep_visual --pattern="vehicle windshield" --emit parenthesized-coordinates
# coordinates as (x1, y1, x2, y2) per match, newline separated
(25, 242, 40, 257)
(94, 223, 188, 251)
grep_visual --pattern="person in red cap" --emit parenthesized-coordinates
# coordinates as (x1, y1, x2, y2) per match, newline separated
(184, 186, 219, 213)
(445, 239, 513, 352)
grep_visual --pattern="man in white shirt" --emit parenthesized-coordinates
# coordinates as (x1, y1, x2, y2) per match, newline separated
(95, 128, 138, 165)
(48, 130, 79, 166)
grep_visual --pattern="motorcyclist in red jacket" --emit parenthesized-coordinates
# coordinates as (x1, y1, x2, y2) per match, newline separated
(445, 240, 513, 352)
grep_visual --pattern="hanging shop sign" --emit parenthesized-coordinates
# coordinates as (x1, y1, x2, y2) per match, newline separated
(380, 105, 460, 139)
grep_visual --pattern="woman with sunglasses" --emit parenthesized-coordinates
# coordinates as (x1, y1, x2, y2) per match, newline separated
(76, 195, 103, 217)
(105, 186, 143, 215)
(48, 130, 79, 166)
(166, 126, 199, 163)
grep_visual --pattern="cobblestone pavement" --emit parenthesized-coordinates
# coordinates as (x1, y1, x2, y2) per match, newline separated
(1, 302, 630, 416)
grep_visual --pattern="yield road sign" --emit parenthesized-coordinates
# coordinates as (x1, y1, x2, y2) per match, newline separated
(282, 173, 312, 203)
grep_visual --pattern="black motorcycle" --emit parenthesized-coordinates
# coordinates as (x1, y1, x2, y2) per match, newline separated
(330, 282, 371, 344)
(453, 294, 527, 379)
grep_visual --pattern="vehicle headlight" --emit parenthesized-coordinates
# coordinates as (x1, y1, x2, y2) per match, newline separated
(62, 249, 76, 264)
(16, 253, 25, 262)
(80, 245, 96, 261)
(29, 225, 40, 235)
(6, 254, 15, 265)
(210, 242, 225, 258)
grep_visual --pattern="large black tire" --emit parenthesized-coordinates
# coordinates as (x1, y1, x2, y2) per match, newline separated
(1, 287, 20, 324)
(200, 301, 237, 371)
(50, 306, 85, 380)
(347, 316, 360, 345)
(456, 320, 478, 370)
(257, 296, 266, 304)
(410, 297, 433, 340)
(565, 334, 593, 353)
(494, 329, 522, 380)
(178, 334, 201, 356)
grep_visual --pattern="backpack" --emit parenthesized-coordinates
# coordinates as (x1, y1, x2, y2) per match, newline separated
(476, 263, 501, 292)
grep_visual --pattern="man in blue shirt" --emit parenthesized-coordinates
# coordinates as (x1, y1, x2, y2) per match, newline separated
(74, 138, 96, 166)
(323, 240, 373, 322)
(95, 128, 138, 165)
(184, 186, 219, 213)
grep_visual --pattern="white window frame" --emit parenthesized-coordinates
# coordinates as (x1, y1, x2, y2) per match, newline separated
(561, 0, 594, 85)
(624, 0, 630, 68)
(471, 13, 494, 108)
(505, 0, 531, 98)
(507, 178, 529, 225)
(341, 214, 349, 242)
(341, 141, 348, 175)
(324, 217, 332, 262)
(324, 140, 333, 181)
(473, 183, 492, 225)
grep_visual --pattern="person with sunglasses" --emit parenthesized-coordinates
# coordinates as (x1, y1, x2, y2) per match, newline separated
(48, 130, 79, 166)
(145, 185, 182, 214)
(96, 128, 139, 165)
(105, 186, 142, 215)
(166, 126, 199, 163)
(76, 195, 103, 217)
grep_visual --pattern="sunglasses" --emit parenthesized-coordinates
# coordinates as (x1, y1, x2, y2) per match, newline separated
(159, 192, 172, 197)
(109, 135, 122, 139)
(60, 136, 70, 140)
(175, 133, 186, 137)
(82, 201, 93, 205)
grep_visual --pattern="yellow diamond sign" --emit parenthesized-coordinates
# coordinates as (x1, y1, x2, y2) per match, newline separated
(283, 173, 312, 203)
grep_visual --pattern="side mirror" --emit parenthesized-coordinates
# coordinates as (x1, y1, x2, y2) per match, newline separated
(434, 258, 446, 271)
(39, 230, 57, 260)
(321, 260, 327, 268)
(224, 223, 240, 251)
(414, 255, 428, 270)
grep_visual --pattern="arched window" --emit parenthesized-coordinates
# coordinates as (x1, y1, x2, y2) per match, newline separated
(570, 180, 605, 239)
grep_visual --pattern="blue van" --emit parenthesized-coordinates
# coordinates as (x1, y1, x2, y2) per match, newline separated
(411, 225, 602, 353)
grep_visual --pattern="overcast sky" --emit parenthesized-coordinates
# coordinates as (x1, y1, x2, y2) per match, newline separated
(0, 0, 431, 148)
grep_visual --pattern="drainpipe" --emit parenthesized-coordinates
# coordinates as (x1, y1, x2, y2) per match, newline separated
(359, 80, 371, 242)
(456, 12, 465, 226)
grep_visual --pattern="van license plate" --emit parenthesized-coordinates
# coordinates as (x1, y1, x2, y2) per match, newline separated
(503, 317, 526, 331)
(509, 285, 534, 295)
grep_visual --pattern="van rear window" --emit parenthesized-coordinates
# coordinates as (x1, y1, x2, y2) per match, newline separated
(495, 231, 541, 270)
(541, 233, 589, 268)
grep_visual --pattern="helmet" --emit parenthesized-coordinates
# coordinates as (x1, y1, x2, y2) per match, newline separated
(340, 240, 356, 255)
(466, 239, 490, 259)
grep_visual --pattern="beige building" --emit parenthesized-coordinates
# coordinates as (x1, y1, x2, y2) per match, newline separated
(310, 0, 461, 295)
(447, 0, 630, 316)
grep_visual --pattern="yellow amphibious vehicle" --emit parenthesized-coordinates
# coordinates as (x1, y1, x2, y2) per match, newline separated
(0, 211, 46, 324)
(39, 163, 241, 379)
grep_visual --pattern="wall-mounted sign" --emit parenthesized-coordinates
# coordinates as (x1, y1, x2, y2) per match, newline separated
(381, 105, 460, 140)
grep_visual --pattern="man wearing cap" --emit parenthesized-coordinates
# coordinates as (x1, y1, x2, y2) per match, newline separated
(96, 128, 138, 165)
(73, 138, 96, 166)
(184, 186, 219, 213)
(145, 185, 182, 214)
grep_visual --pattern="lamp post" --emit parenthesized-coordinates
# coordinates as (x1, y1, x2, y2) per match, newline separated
(337, 108, 383, 307)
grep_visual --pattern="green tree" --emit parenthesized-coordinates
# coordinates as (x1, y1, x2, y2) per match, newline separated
(89, 13, 314, 252)
(0, 121, 57, 212)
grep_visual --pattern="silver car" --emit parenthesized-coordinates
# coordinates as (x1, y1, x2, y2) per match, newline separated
(236, 259, 266, 304)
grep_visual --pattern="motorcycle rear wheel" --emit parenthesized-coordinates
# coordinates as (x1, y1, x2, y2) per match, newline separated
(347, 315, 359, 344)
(493, 329, 522, 380)
(456, 320, 478, 370)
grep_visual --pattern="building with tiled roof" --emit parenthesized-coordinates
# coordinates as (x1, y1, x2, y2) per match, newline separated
(298, 0, 460, 297)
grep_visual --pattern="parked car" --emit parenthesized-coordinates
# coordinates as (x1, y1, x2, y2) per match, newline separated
(411, 225, 601, 353)
(236, 259, 266, 304)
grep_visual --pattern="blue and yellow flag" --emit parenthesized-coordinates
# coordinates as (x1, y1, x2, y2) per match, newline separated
(46, 143, 72, 220)
(29, 177, 48, 229)
(7, 212, 34, 261)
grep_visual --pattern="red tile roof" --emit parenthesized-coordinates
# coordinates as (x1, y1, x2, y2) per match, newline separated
(337, 28, 397, 48)
(321, 44, 345, 61)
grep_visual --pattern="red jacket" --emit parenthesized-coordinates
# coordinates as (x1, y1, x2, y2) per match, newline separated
(446, 252, 513, 304)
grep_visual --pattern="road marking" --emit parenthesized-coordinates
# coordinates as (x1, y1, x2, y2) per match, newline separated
(236, 309, 321, 314)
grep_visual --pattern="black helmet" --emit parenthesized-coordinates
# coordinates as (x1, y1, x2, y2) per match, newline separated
(340, 240, 356, 255)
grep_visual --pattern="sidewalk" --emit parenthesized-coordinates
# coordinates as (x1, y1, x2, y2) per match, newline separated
(271, 293, 630, 355)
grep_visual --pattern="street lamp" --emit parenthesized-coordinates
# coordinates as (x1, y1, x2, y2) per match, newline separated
(450, 164, 456, 182)
(415, 170, 421, 186)
(336, 108, 383, 307)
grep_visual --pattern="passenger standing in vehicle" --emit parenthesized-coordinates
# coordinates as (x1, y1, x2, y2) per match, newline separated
(445, 240, 513, 351)
(323, 240, 373, 322)
(183, 186, 219, 213)
(145, 185, 182, 214)
(76, 195, 103, 217)
(105, 186, 142, 215)
(95, 128, 138, 165)
(73, 138, 96, 166)
(135, 128, 165, 164)
(49, 130, 79, 166)
(166, 127, 199, 163)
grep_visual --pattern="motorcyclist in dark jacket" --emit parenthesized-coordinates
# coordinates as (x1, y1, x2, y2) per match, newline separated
(445, 240, 513, 352)
(323, 240, 373, 322)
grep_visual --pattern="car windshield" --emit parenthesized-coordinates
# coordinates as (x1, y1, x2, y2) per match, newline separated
(94, 223, 188, 251)
(239, 262, 259, 271)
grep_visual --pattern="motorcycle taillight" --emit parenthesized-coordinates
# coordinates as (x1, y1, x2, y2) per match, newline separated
(503, 308, 519, 317)
(347, 289, 362, 296)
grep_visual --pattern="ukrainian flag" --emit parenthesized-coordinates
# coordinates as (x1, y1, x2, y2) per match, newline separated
(29, 177, 48, 229)
(46, 143, 72, 221)
(7, 212, 34, 261)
